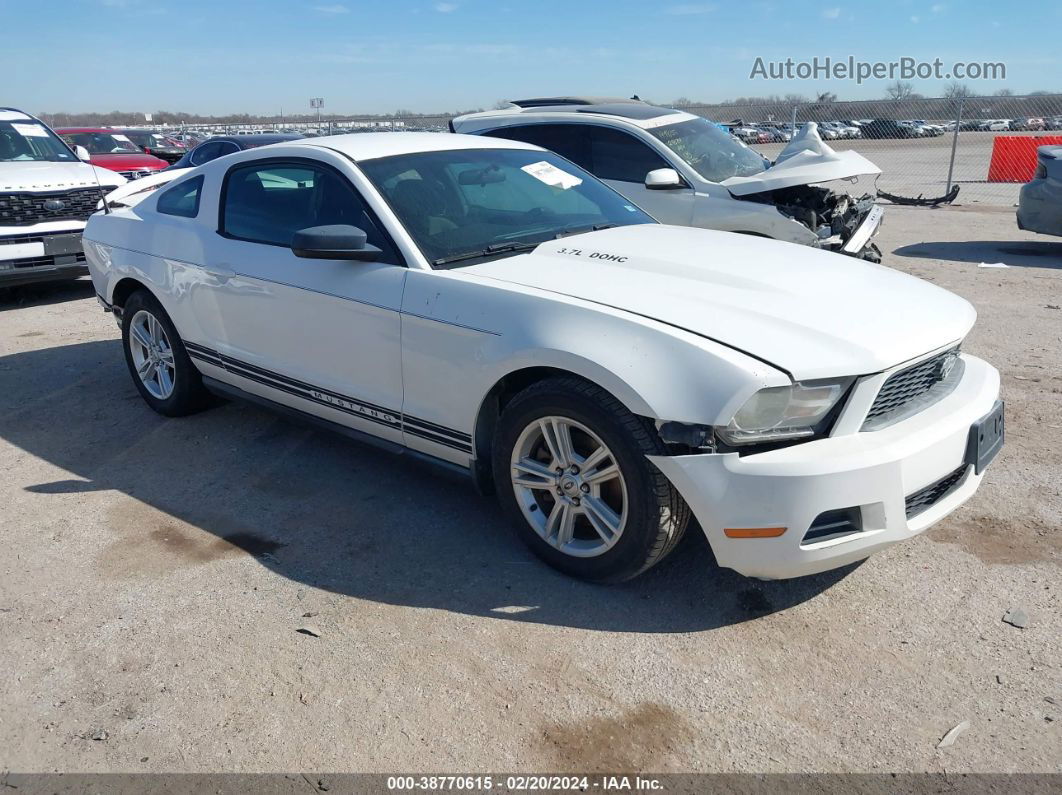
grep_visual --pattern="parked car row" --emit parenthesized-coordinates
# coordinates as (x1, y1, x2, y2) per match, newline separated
(55, 128, 171, 180)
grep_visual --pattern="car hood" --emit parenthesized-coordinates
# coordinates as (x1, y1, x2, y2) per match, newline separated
(463, 224, 974, 380)
(90, 153, 170, 170)
(0, 160, 125, 191)
(721, 122, 881, 196)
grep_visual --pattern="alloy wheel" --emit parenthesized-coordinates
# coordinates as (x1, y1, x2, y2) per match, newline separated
(510, 416, 628, 558)
(128, 309, 176, 400)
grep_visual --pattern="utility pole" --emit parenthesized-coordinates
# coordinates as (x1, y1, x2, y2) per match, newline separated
(310, 97, 324, 130)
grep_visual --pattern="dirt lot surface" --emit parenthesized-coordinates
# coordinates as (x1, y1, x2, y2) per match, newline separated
(1, 205, 1060, 775)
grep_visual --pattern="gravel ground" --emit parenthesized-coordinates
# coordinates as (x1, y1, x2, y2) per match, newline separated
(0, 205, 1059, 775)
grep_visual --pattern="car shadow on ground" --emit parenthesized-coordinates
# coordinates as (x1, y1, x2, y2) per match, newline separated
(893, 239, 1062, 268)
(1, 339, 858, 634)
(0, 278, 96, 310)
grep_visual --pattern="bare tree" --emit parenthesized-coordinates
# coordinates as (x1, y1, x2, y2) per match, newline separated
(885, 80, 915, 101)
(993, 88, 1014, 97)
(944, 82, 973, 99)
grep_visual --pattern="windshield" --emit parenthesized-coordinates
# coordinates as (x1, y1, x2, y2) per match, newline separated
(60, 132, 142, 155)
(0, 120, 78, 162)
(360, 148, 654, 268)
(648, 117, 767, 183)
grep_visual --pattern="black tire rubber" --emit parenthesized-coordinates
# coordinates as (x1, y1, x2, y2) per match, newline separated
(492, 376, 690, 583)
(121, 289, 211, 417)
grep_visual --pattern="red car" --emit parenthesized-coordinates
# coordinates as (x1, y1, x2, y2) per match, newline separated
(56, 128, 169, 180)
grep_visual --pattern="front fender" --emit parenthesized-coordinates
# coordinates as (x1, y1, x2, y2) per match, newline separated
(399, 269, 788, 442)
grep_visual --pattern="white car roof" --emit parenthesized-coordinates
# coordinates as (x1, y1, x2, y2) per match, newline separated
(287, 131, 541, 160)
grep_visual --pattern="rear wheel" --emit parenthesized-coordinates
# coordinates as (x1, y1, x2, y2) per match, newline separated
(493, 377, 689, 582)
(121, 290, 210, 416)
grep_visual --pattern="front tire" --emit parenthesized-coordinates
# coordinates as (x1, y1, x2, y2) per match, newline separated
(493, 377, 689, 582)
(121, 289, 210, 417)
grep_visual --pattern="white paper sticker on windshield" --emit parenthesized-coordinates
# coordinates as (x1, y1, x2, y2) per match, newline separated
(12, 123, 49, 138)
(112, 134, 133, 142)
(521, 160, 582, 190)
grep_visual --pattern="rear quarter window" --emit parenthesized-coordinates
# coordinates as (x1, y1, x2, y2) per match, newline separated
(156, 175, 204, 218)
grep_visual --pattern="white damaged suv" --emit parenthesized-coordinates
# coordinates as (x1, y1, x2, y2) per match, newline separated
(0, 108, 124, 289)
(452, 97, 884, 261)
(83, 133, 1002, 582)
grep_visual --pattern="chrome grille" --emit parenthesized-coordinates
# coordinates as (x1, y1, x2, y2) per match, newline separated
(118, 169, 156, 180)
(0, 188, 103, 226)
(863, 348, 961, 430)
(905, 464, 968, 519)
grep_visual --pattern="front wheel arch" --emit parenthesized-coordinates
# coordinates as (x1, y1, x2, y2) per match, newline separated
(471, 366, 660, 496)
(490, 375, 690, 582)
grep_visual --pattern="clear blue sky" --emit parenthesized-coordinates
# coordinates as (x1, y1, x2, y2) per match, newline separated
(6, 0, 1059, 115)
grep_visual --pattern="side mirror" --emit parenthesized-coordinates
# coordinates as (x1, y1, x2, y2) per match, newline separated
(75, 145, 92, 162)
(291, 225, 382, 261)
(645, 168, 683, 190)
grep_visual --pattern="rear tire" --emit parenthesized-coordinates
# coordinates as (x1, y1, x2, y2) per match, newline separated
(493, 377, 689, 583)
(121, 289, 210, 417)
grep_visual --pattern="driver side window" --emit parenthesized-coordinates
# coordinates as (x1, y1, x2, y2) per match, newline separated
(220, 160, 399, 264)
(583, 126, 670, 183)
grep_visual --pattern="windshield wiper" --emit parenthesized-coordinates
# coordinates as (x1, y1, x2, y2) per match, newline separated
(432, 240, 541, 267)
(554, 222, 617, 239)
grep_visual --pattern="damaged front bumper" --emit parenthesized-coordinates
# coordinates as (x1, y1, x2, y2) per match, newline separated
(725, 121, 885, 260)
(736, 184, 884, 261)
(649, 354, 1000, 580)
(783, 187, 884, 261)
(833, 202, 883, 258)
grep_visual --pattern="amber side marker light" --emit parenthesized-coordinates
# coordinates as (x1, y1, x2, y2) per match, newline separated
(724, 526, 787, 539)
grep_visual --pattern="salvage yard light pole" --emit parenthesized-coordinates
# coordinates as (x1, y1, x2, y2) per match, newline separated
(311, 97, 324, 130)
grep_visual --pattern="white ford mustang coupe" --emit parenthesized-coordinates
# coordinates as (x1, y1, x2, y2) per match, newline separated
(83, 133, 1003, 582)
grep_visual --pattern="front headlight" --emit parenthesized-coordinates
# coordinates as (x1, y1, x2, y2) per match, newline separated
(717, 379, 853, 446)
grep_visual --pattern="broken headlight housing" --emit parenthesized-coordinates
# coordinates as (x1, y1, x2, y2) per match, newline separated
(717, 379, 853, 446)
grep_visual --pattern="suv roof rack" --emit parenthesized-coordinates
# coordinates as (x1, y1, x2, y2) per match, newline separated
(509, 96, 645, 108)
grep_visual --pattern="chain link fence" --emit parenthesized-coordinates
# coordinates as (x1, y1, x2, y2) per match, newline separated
(173, 94, 1062, 209)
